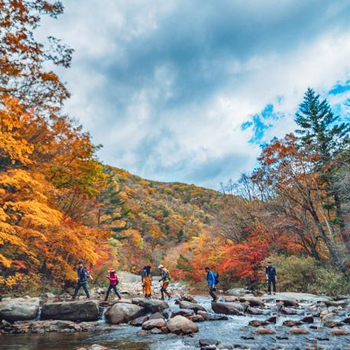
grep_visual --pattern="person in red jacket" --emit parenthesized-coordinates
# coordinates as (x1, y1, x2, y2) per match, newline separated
(105, 268, 121, 301)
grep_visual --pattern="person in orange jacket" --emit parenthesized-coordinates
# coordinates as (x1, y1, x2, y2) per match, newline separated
(142, 265, 152, 299)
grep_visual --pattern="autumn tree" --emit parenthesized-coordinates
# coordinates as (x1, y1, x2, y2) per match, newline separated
(0, 0, 72, 111)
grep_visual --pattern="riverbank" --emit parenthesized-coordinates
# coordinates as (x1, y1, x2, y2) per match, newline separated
(1, 275, 350, 350)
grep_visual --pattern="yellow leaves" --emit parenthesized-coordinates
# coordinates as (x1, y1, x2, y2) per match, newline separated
(0, 254, 12, 268)
(9, 200, 62, 228)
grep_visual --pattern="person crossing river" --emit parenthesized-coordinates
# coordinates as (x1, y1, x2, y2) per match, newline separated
(105, 268, 122, 301)
(72, 261, 93, 300)
(205, 266, 219, 302)
(142, 265, 153, 299)
(158, 265, 171, 300)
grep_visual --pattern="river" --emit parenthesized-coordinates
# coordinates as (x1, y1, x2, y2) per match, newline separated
(1, 295, 348, 350)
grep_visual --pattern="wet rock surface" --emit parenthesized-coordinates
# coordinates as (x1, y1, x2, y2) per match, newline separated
(105, 302, 147, 324)
(1, 285, 350, 350)
(41, 300, 100, 322)
(0, 297, 40, 322)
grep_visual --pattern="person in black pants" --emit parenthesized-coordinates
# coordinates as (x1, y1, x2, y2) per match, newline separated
(105, 268, 121, 301)
(72, 261, 92, 299)
(265, 261, 277, 295)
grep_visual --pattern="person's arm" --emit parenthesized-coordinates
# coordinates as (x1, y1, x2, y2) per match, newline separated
(274, 268, 277, 281)
(265, 267, 269, 280)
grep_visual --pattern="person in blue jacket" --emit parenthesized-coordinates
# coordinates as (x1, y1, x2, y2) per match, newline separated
(72, 261, 92, 300)
(205, 267, 218, 302)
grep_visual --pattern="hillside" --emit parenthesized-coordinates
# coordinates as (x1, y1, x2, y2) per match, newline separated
(100, 166, 231, 273)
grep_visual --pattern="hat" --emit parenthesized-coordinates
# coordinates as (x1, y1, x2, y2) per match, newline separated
(108, 268, 116, 272)
(158, 264, 164, 269)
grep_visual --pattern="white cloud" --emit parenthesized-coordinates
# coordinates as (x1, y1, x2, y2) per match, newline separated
(39, 0, 350, 189)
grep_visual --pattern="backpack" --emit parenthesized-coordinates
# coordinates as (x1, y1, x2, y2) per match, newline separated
(165, 269, 171, 281)
(214, 272, 219, 285)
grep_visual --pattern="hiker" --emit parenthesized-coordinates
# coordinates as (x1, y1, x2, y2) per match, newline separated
(205, 267, 218, 302)
(105, 268, 121, 301)
(158, 265, 171, 300)
(72, 261, 92, 300)
(142, 265, 152, 299)
(266, 261, 277, 295)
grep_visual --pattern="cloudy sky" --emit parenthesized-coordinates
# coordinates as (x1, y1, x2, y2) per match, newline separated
(41, 0, 350, 189)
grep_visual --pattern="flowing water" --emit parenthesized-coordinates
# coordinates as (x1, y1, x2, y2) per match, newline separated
(1, 295, 349, 350)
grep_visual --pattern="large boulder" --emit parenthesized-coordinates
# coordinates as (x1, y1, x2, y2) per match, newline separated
(131, 298, 169, 313)
(179, 301, 206, 313)
(105, 302, 147, 324)
(167, 315, 199, 335)
(211, 302, 245, 315)
(142, 318, 166, 330)
(41, 301, 99, 322)
(0, 297, 40, 322)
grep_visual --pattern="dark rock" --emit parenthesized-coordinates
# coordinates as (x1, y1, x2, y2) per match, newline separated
(179, 301, 206, 313)
(211, 302, 245, 315)
(197, 311, 228, 321)
(148, 312, 164, 320)
(199, 339, 219, 347)
(171, 309, 195, 318)
(249, 320, 270, 327)
(41, 301, 99, 322)
(301, 315, 314, 323)
(283, 320, 304, 327)
(131, 298, 169, 313)
(130, 316, 148, 326)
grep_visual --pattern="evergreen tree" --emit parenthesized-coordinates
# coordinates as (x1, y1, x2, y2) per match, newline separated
(96, 167, 129, 238)
(295, 88, 350, 234)
(295, 88, 349, 162)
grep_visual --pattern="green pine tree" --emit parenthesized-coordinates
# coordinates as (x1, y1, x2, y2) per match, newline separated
(97, 167, 129, 238)
(295, 88, 349, 162)
(295, 88, 350, 232)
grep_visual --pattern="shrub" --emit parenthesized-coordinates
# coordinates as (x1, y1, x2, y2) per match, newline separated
(265, 255, 350, 296)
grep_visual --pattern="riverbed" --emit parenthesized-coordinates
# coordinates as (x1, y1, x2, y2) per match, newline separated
(1, 294, 349, 350)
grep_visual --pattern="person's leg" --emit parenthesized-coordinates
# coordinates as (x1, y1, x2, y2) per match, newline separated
(209, 285, 217, 301)
(272, 278, 276, 294)
(105, 285, 112, 301)
(163, 282, 171, 298)
(82, 282, 90, 298)
(267, 279, 271, 294)
(72, 283, 81, 300)
(113, 285, 122, 299)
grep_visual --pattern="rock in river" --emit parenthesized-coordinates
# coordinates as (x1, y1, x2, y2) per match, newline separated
(105, 302, 147, 324)
(131, 298, 169, 313)
(0, 297, 40, 322)
(179, 301, 206, 313)
(142, 318, 166, 330)
(41, 300, 99, 322)
(167, 315, 199, 335)
(211, 302, 245, 315)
